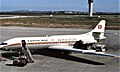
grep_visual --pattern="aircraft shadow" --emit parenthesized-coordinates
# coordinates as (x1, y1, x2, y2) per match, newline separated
(33, 48, 105, 65)
(1, 48, 105, 65)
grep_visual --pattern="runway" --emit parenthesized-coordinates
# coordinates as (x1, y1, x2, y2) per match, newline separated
(0, 26, 120, 72)
(0, 15, 52, 19)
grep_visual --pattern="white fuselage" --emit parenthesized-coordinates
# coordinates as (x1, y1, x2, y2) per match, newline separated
(0, 34, 97, 50)
(1, 20, 116, 57)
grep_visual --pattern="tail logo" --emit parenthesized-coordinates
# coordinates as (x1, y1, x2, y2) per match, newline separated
(98, 25, 102, 29)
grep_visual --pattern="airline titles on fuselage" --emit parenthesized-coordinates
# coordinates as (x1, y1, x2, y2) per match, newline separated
(27, 38, 76, 44)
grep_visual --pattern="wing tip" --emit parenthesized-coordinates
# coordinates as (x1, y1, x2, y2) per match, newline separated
(114, 56, 120, 58)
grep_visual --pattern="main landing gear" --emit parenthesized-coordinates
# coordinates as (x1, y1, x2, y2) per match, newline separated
(73, 40, 106, 52)
(13, 40, 34, 67)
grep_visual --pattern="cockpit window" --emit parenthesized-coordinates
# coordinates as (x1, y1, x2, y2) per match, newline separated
(0, 43, 7, 45)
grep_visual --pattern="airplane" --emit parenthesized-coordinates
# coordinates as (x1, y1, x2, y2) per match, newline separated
(0, 20, 119, 58)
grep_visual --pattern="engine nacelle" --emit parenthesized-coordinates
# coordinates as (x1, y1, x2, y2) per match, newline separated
(73, 40, 95, 50)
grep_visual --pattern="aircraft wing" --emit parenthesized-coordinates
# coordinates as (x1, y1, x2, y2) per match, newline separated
(48, 46, 119, 58)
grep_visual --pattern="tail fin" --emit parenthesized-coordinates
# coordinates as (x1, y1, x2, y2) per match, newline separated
(91, 20, 106, 33)
(88, 20, 106, 41)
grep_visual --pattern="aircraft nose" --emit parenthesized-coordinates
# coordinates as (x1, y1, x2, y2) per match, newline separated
(0, 45, 4, 48)
(0, 45, 6, 49)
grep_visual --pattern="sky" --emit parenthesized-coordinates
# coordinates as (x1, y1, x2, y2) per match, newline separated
(0, 0, 119, 12)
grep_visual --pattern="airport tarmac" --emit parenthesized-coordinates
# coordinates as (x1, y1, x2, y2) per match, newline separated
(0, 26, 120, 72)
